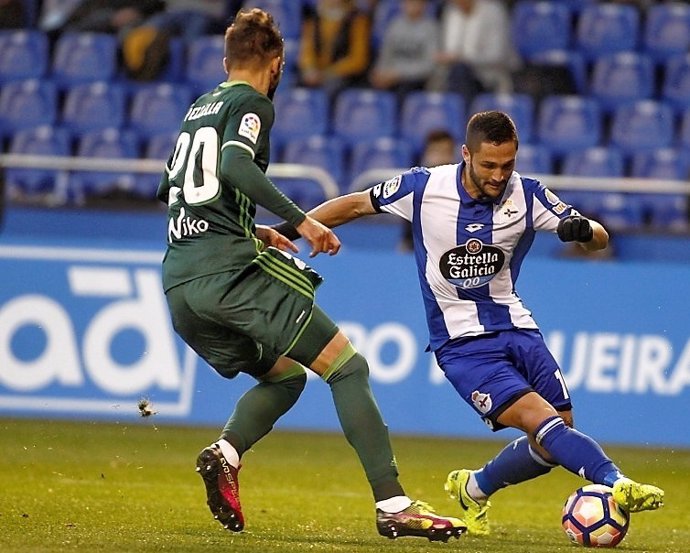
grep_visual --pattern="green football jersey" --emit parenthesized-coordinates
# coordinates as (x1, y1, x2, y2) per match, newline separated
(157, 81, 303, 291)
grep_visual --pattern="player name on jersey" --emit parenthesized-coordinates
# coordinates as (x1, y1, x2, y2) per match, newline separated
(184, 101, 224, 122)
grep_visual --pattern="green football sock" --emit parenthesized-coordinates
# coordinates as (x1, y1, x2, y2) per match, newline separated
(325, 347, 405, 502)
(221, 365, 306, 456)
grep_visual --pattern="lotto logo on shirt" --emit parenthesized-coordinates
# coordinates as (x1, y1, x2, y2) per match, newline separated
(439, 238, 505, 289)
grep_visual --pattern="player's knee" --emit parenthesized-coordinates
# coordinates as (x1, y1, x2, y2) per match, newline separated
(324, 350, 369, 384)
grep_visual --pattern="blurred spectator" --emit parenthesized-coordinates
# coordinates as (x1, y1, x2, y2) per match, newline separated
(368, 0, 439, 100)
(121, 0, 226, 80)
(429, 0, 516, 101)
(0, 0, 25, 28)
(399, 129, 458, 251)
(39, 0, 164, 39)
(298, 0, 371, 100)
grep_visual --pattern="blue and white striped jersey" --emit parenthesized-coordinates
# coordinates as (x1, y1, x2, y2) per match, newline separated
(370, 162, 576, 351)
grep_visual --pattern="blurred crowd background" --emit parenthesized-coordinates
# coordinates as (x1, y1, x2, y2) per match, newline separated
(1, 0, 689, 236)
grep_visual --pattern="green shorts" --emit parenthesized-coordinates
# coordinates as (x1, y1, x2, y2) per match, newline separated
(165, 247, 324, 379)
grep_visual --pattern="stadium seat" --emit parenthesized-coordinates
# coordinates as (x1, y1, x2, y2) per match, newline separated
(70, 128, 139, 201)
(680, 108, 690, 148)
(576, 3, 640, 60)
(511, 1, 572, 58)
(127, 83, 193, 140)
(185, 35, 226, 95)
(399, 91, 465, 153)
(630, 148, 689, 180)
(0, 30, 48, 83)
(661, 53, 690, 114)
(470, 93, 534, 142)
(590, 52, 654, 112)
(131, 131, 179, 199)
(643, 3, 690, 63)
(51, 32, 117, 87)
(61, 81, 126, 134)
(528, 49, 588, 94)
(5, 125, 71, 200)
(348, 137, 414, 190)
(515, 143, 553, 175)
(609, 100, 675, 155)
(269, 177, 332, 211)
(272, 87, 329, 148)
(536, 95, 602, 156)
(242, 0, 301, 39)
(281, 135, 347, 188)
(0, 78, 57, 132)
(332, 89, 397, 146)
(561, 147, 625, 178)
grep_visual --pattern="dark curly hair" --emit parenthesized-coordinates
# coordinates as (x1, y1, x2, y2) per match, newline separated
(224, 8, 284, 69)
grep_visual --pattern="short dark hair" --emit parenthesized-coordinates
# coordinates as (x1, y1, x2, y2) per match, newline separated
(224, 8, 284, 69)
(465, 111, 519, 153)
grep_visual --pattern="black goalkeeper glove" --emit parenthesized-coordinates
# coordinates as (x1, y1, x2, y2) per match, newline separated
(557, 215, 593, 243)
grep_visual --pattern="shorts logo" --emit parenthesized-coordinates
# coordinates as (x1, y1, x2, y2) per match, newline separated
(471, 390, 492, 414)
(382, 176, 401, 198)
(238, 112, 261, 144)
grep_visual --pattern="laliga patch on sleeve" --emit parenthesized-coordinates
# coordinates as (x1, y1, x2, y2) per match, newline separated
(238, 112, 261, 144)
(382, 175, 401, 198)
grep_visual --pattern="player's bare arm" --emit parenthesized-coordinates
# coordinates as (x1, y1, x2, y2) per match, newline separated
(255, 225, 299, 254)
(304, 190, 378, 228)
(295, 216, 341, 257)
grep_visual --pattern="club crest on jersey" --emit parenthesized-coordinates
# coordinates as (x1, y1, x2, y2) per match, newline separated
(472, 390, 492, 414)
(238, 112, 261, 144)
(382, 175, 401, 198)
(439, 239, 505, 289)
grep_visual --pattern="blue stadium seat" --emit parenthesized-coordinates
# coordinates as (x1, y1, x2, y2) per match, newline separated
(281, 135, 347, 187)
(561, 147, 625, 178)
(272, 87, 329, 148)
(511, 1, 572, 58)
(70, 128, 139, 200)
(0, 78, 57, 132)
(131, 131, 179, 199)
(348, 137, 414, 189)
(127, 83, 192, 140)
(0, 30, 48, 83)
(597, 192, 646, 231)
(399, 91, 464, 153)
(61, 82, 126, 134)
(516, 143, 553, 175)
(609, 100, 675, 155)
(51, 32, 117, 87)
(242, 0, 301, 39)
(332, 89, 397, 146)
(528, 49, 588, 94)
(536, 95, 602, 156)
(5, 125, 71, 200)
(631, 148, 689, 180)
(680, 108, 690, 148)
(185, 35, 226, 95)
(643, 3, 690, 63)
(470, 93, 534, 142)
(269, 177, 332, 211)
(576, 3, 640, 60)
(590, 52, 654, 112)
(661, 53, 690, 114)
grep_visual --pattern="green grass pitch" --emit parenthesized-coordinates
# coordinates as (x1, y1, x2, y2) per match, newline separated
(1, 418, 689, 552)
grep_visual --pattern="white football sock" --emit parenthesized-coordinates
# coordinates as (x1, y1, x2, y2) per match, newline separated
(215, 439, 240, 468)
(376, 495, 412, 513)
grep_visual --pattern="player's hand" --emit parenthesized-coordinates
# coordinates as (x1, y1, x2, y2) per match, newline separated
(255, 225, 298, 254)
(557, 215, 594, 243)
(296, 216, 341, 257)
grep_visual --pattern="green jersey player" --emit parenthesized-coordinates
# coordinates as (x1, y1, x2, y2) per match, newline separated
(157, 8, 465, 542)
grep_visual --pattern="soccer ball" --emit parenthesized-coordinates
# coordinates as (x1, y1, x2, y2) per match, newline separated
(562, 484, 630, 548)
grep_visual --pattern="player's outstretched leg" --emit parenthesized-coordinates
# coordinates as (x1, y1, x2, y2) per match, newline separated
(445, 469, 491, 536)
(612, 478, 664, 512)
(376, 500, 466, 542)
(196, 444, 244, 531)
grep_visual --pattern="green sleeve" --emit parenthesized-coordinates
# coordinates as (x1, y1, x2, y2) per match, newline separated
(221, 145, 306, 227)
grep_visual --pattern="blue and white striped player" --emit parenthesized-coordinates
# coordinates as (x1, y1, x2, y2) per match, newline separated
(274, 110, 664, 535)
